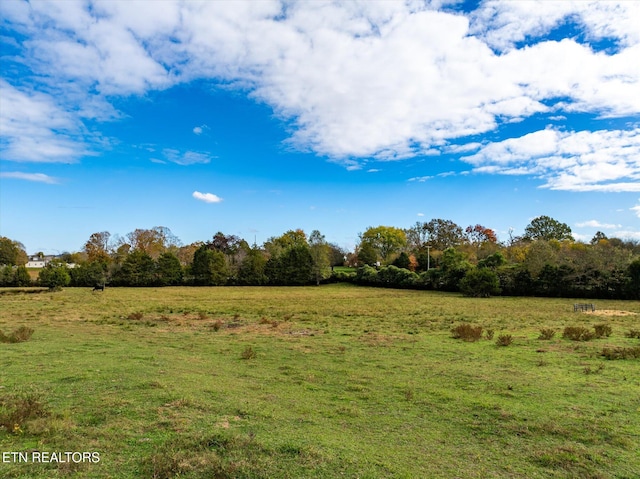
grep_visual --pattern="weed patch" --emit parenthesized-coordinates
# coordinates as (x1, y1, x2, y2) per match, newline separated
(625, 329, 640, 339)
(495, 334, 514, 347)
(562, 326, 595, 341)
(593, 323, 612, 338)
(0, 326, 34, 343)
(127, 311, 144, 321)
(538, 328, 556, 340)
(0, 389, 49, 433)
(601, 346, 640, 360)
(451, 324, 483, 342)
(240, 346, 257, 360)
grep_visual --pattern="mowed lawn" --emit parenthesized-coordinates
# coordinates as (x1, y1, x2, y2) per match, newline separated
(1, 284, 639, 478)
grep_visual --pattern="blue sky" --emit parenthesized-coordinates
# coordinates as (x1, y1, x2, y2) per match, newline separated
(1, 0, 639, 255)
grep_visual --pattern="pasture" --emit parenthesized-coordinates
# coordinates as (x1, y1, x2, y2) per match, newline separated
(1, 284, 639, 478)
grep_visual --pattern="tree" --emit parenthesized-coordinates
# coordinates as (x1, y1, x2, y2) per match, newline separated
(265, 244, 313, 285)
(523, 216, 574, 242)
(156, 252, 183, 286)
(84, 231, 112, 263)
(191, 245, 228, 286)
(69, 261, 108, 287)
(126, 227, 181, 259)
(113, 250, 156, 286)
(308, 230, 331, 285)
(459, 268, 501, 297)
(356, 241, 378, 266)
(237, 247, 267, 285)
(38, 262, 71, 291)
(264, 229, 308, 257)
(0, 237, 28, 266)
(418, 219, 465, 251)
(360, 226, 406, 263)
(392, 252, 411, 270)
(591, 231, 608, 244)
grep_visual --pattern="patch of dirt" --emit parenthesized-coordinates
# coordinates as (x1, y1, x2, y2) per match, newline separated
(588, 310, 638, 317)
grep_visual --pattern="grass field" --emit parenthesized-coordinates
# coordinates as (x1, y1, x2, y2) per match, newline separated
(1, 284, 639, 478)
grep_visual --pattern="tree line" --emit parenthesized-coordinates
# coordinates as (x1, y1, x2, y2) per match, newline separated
(0, 215, 638, 299)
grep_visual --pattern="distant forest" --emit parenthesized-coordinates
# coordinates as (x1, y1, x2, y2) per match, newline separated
(1, 215, 639, 299)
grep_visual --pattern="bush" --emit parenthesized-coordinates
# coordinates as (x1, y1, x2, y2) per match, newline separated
(601, 346, 640, 360)
(538, 328, 556, 340)
(127, 312, 144, 321)
(459, 268, 501, 297)
(485, 329, 495, 340)
(625, 329, 640, 339)
(0, 390, 48, 433)
(495, 334, 514, 346)
(240, 346, 257, 360)
(562, 326, 595, 341)
(593, 323, 612, 338)
(0, 326, 34, 343)
(451, 324, 483, 342)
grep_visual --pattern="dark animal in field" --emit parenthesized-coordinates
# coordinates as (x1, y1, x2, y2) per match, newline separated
(92, 284, 105, 291)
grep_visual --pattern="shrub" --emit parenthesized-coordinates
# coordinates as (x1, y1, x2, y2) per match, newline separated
(601, 346, 640, 360)
(451, 324, 483, 342)
(127, 312, 144, 321)
(485, 329, 495, 340)
(240, 346, 257, 360)
(562, 326, 595, 341)
(210, 320, 223, 332)
(459, 268, 501, 297)
(0, 390, 48, 433)
(593, 324, 612, 338)
(625, 329, 640, 339)
(0, 326, 34, 343)
(496, 334, 514, 346)
(538, 328, 556, 340)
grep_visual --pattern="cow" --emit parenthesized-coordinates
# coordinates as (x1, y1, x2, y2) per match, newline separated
(92, 284, 105, 292)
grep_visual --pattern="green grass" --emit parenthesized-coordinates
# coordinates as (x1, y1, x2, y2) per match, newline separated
(1, 284, 639, 478)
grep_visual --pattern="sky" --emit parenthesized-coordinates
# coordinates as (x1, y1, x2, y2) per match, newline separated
(1, 0, 639, 255)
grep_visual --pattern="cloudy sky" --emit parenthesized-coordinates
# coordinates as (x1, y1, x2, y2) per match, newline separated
(1, 0, 639, 254)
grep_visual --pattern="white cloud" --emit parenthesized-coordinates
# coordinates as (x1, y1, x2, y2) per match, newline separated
(163, 149, 213, 165)
(575, 220, 621, 229)
(193, 124, 209, 135)
(1, 0, 639, 170)
(611, 230, 640, 240)
(463, 128, 640, 192)
(0, 171, 59, 184)
(0, 80, 95, 163)
(367, 169, 380, 173)
(192, 191, 223, 203)
(408, 176, 433, 182)
(470, 1, 640, 52)
(417, 213, 425, 217)
(632, 200, 640, 218)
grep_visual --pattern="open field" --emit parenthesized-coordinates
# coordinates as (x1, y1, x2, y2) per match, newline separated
(1, 284, 639, 478)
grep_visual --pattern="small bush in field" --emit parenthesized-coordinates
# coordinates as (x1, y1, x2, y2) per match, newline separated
(240, 346, 257, 360)
(127, 312, 144, 321)
(625, 329, 640, 339)
(485, 329, 495, 340)
(210, 320, 223, 332)
(593, 324, 612, 338)
(496, 334, 514, 346)
(538, 328, 556, 340)
(601, 346, 640, 360)
(0, 326, 34, 344)
(0, 390, 48, 432)
(562, 326, 595, 341)
(451, 324, 483, 342)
